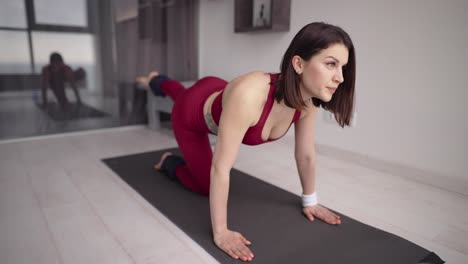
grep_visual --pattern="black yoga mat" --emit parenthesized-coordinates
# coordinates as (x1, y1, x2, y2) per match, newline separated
(102, 148, 444, 264)
(38, 102, 109, 121)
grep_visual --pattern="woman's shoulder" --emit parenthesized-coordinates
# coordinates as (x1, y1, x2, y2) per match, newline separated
(222, 71, 271, 111)
(235, 71, 270, 84)
(226, 71, 271, 97)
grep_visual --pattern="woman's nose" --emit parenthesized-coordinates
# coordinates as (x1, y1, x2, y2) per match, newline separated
(334, 68, 344, 83)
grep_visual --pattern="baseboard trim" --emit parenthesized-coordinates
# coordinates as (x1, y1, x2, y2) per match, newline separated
(315, 143, 468, 197)
(0, 125, 146, 144)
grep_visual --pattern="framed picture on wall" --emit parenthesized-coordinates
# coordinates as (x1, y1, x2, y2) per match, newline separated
(252, 0, 271, 28)
(235, 0, 290, 33)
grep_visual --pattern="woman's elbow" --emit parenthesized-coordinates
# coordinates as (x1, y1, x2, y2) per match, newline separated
(210, 163, 231, 178)
(295, 153, 316, 164)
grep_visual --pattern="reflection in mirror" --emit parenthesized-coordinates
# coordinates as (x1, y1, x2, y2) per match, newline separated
(0, 0, 136, 141)
(0, 0, 198, 141)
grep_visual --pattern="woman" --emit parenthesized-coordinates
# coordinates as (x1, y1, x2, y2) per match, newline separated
(41, 52, 82, 108)
(137, 22, 355, 262)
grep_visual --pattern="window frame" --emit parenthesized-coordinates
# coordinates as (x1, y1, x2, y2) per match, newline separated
(25, 0, 92, 33)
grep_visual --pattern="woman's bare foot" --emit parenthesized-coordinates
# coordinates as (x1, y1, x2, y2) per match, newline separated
(135, 71, 160, 89)
(147, 71, 159, 80)
(135, 76, 149, 89)
(154, 152, 173, 170)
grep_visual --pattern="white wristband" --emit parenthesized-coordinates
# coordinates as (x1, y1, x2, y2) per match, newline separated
(302, 192, 318, 207)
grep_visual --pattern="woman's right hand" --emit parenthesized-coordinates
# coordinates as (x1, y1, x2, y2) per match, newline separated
(213, 229, 254, 261)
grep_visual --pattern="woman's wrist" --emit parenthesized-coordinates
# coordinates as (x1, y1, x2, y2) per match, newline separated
(213, 226, 228, 237)
(301, 192, 318, 207)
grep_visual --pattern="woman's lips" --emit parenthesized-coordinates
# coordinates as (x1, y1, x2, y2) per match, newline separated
(327, 87, 337, 94)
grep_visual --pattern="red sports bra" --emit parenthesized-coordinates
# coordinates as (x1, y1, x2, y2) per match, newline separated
(211, 73, 301, 145)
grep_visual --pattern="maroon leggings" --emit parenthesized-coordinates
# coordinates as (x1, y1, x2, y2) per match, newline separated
(160, 77, 228, 196)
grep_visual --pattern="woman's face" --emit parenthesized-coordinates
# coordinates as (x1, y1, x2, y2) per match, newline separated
(294, 43, 349, 102)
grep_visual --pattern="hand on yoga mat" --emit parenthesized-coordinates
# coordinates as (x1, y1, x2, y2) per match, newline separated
(213, 229, 254, 261)
(303, 204, 342, 225)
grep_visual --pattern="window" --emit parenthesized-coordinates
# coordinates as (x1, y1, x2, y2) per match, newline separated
(0, 31, 31, 74)
(34, 0, 88, 27)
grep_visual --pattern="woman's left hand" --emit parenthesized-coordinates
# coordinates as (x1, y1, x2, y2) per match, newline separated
(302, 204, 341, 225)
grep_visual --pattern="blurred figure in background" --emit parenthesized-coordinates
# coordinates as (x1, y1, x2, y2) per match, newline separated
(41, 52, 82, 109)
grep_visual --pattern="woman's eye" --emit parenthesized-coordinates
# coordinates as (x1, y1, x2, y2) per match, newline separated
(327, 62, 336, 67)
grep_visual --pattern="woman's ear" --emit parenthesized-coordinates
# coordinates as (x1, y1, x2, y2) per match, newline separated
(291, 55, 304, 74)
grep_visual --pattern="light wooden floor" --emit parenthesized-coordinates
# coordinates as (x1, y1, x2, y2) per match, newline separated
(1, 126, 467, 263)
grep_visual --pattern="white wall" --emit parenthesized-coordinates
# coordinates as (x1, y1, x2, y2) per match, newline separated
(198, 0, 468, 194)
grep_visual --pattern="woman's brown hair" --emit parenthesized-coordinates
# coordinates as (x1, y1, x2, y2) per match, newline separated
(276, 22, 356, 127)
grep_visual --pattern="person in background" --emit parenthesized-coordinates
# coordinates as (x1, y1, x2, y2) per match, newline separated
(41, 52, 82, 108)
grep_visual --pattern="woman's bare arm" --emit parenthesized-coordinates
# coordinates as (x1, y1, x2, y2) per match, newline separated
(65, 66, 82, 103)
(294, 103, 318, 195)
(210, 72, 268, 261)
(294, 104, 341, 225)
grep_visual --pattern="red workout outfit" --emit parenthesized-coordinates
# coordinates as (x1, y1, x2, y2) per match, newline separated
(155, 73, 301, 195)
